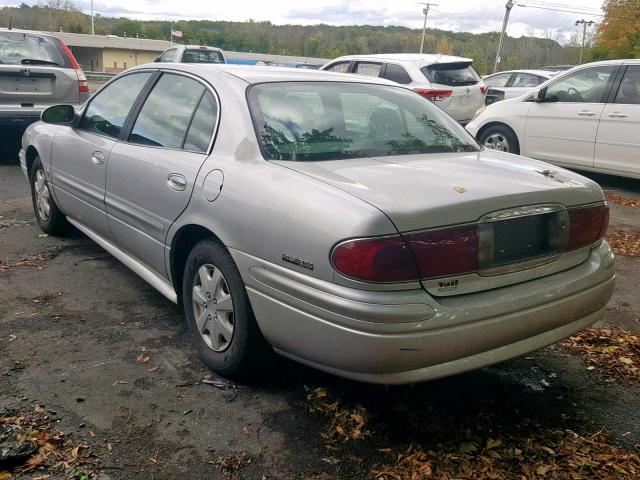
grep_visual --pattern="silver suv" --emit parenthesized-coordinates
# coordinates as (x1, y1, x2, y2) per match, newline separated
(156, 44, 226, 64)
(0, 28, 89, 128)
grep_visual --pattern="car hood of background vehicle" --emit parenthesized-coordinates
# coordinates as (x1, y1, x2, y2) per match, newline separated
(273, 150, 604, 232)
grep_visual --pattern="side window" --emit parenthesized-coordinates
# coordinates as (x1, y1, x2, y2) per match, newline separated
(382, 64, 412, 85)
(183, 92, 218, 152)
(511, 73, 539, 88)
(324, 61, 350, 73)
(545, 66, 617, 103)
(536, 75, 549, 85)
(484, 73, 511, 88)
(354, 62, 382, 77)
(129, 73, 205, 149)
(614, 66, 640, 105)
(158, 49, 177, 62)
(80, 72, 152, 139)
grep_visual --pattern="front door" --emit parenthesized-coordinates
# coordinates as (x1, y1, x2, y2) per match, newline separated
(105, 73, 219, 276)
(50, 72, 153, 240)
(524, 65, 618, 169)
(595, 65, 640, 177)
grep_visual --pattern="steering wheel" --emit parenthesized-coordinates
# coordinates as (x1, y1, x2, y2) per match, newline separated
(566, 87, 583, 101)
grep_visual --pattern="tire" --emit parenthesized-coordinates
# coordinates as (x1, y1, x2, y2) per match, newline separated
(478, 124, 520, 154)
(182, 239, 272, 379)
(30, 157, 68, 236)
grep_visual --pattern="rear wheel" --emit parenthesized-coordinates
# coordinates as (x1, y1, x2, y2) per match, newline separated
(182, 239, 271, 379)
(30, 157, 68, 236)
(479, 125, 520, 154)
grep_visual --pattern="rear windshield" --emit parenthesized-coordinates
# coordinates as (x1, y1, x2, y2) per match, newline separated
(248, 82, 479, 162)
(0, 32, 66, 66)
(421, 62, 479, 87)
(182, 49, 225, 64)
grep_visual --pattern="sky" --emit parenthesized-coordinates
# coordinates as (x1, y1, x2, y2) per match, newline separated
(3, 0, 606, 42)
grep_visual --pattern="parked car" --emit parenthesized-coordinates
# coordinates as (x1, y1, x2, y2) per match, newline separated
(21, 64, 614, 384)
(467, 60, 640, 180)
(483, 69, 555, 105)
(321, 54, 487, 124)
(156, 44, 226, 64)
(0, 28, 88, 156)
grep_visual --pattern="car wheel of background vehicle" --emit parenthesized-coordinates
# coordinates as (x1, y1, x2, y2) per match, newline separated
(479, 125, 520, 154)
(30, 157, 68, 236)
(182, 239, 272, 379)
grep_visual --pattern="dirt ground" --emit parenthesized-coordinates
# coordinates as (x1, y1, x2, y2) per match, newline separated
(1, 160, 639, 479)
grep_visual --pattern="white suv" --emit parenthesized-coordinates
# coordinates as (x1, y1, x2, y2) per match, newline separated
(466, 60, 640, 180)
(321, 54, 487, 124)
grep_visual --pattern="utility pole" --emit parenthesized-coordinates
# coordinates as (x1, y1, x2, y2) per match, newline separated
(419, 3, 437, 54)
(493, 0, 514, 73)
(90, 0, 95, 35)
(575, 19, 594, 64)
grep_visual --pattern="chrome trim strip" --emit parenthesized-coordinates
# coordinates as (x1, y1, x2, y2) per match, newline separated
(67, 217, 178, 304)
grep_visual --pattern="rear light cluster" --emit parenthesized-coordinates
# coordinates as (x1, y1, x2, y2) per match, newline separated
(331, 203, 609, 283)
(57, 38, 89, 93)
(414, 88, 452, 101)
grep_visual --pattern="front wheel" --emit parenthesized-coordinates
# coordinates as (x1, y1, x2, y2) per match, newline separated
(182, 239, 272, 379)
(30, 157, 68, 236)
(478, 125, 520, 154)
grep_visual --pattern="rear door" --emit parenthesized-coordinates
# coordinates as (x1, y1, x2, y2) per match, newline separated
(419, 61, 484, 122)
(105, 72, 219, 275)
(524, 64, 618, 168)
(595, 65, 640, 177)
(0, 31, 77, 108)
(51, 72, 153, 241)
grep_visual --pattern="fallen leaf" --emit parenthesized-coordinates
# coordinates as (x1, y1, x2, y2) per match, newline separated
(8, 334, 17, 342)
(71, 446, 79, 458)
(454, 186, 467, 193)
(113, 380, 129, 385)
(486, 438, 502, 450)
(148, 366, 159, 373)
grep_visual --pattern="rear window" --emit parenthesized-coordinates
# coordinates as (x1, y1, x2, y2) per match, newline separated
(0, 32, 66, 66)
(248, 82, 479, 162)
(182, 49, 225, 64)
(421, 62, 479, 87)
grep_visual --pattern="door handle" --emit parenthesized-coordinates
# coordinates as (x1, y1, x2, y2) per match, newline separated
(167, 173, 187, 191)
(91, 151, 105, 166)
(608, 112, 628, 118)
(577, 111, 596, 116)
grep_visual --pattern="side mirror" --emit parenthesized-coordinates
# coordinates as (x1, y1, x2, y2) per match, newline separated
(41, 104, 76, 124)
(533, 87, 547, 103)
(154, 57, 161, 63)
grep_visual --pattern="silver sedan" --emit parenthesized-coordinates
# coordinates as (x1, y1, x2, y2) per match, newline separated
(20, 64, 615, 384)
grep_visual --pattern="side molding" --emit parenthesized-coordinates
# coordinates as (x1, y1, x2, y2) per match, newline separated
(67, 217, 178, 304)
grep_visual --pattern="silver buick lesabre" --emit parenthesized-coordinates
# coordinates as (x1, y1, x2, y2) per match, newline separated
(20, 64, 615, 384)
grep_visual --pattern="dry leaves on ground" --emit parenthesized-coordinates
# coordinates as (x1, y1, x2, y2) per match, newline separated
(0, 248, 63, 272)
(304, 386, 369, 443)
(606, 230, 640, 257)
(213, 453, 250, 476)
(561, 327, 639, 384)
(371, 430, 640, 480)
(605, 192, 640, 209)
(0, 406, 99, 477)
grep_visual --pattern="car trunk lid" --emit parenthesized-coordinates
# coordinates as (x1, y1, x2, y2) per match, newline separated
(276, 150, 606, 295)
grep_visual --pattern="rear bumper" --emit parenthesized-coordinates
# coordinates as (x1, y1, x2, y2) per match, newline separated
(237, 241, 615, 384)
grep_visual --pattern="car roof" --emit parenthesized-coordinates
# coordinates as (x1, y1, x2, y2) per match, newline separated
(129, 63, 402, 86)
(487, 69, 554, 77)
(330, 53, 473, 65)
(0, 27, 53, 37)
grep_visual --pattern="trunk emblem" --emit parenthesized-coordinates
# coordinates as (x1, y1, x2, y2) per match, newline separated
(20, 69, 31, 77)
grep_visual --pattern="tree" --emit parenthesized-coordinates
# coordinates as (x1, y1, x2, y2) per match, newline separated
(596, 0, 640, 59)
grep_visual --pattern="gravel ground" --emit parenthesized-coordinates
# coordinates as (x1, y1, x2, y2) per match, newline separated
(1, 162, 639, 479)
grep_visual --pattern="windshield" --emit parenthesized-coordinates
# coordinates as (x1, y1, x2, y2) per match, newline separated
(0, 32, 65, 66)
(182, 49, 225, 64)
(248, 82, 480, 162)
(421, 62, 480, 87)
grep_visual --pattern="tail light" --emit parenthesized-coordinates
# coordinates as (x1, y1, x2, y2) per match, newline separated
(414, 88, 452, 101)
(57, 38, 89, 93)
(567, 203, 609, 250)
(331, 236, 419, 282)
(331, 202, 608, 283)
(480, 85, 488, 94)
